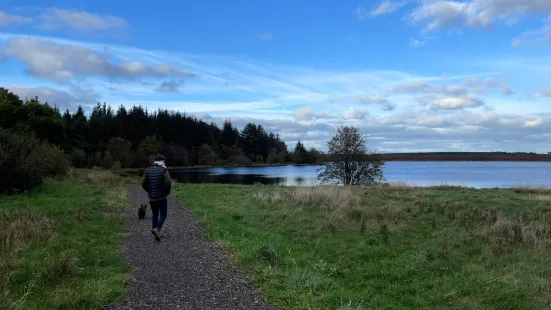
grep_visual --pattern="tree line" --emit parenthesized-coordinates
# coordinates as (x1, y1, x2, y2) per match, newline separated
(0, 87, 323, 171)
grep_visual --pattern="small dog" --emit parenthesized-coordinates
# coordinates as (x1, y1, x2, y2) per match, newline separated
(138, 203, 147, 220)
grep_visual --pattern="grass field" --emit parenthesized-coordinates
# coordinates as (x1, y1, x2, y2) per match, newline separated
(173, 183, 551, 310)
(0, 170, 130, 310)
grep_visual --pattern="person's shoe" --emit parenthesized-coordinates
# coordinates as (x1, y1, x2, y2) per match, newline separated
(151, 228, 161, 241)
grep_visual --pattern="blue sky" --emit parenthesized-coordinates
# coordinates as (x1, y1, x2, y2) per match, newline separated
(1, 0, 550, 153)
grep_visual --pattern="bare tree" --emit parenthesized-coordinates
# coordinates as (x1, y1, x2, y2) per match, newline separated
(317, 126, 384, 186)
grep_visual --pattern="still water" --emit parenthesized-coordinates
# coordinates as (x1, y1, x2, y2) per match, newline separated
(170, 161, 551, 188)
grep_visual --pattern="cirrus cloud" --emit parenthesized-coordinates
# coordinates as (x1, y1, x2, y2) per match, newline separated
(357, 1, 409, 19)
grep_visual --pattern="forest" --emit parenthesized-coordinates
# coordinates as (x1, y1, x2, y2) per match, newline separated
(0, 87, 322, 171)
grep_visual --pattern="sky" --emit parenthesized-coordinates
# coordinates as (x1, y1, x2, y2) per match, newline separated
(0, 0, 550, 153)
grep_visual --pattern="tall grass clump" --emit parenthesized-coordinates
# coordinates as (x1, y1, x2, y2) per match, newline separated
(253, 186, 359, 211)
(484, 213, 551, 250)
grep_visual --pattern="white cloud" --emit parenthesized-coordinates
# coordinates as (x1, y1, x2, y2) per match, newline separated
(386, 80, 432, 94)
(512, 21, 551, 47)
(357, 1, 408, 19)
(355, 96, 396, 111)
(460, 77, 513, 95)
(538, 87, 551, 97)
(291, 107, 314, 120)
(290, 106, 369, 121)
(343, 106, 369, 119)
(156, 80, 184, 94)
(0, 36, 194, 82)
(410, 39, 426, 47)
(0, 11, 32, 27)
(383, 77, 512, 102)
(432, 94, 485, 110)
(483, 77, 513, 95)
(410, 0, 551, 30)
(38, 8, 128, 33)
(259, 34, 272, 40)
(6, 85, 99, 110)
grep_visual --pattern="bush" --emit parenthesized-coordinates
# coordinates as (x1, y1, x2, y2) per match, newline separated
(70, 148, 86, 168)
(159, 142, 190, 167)
(0, 129, 69, 193)
(254, 154, 264, 163)
(40, 144, 70, 178)
(267, 152, 280, 164)
(100, 151, 115, 169)
(229, 155, 253, 166)
(215, 159, 229, 166)
(105, 137, 133, 168)
(197, 144, 219, 166)
(134, 136, 160, 167)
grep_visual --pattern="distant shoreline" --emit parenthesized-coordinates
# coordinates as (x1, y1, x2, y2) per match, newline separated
(377, 152, 551, 162)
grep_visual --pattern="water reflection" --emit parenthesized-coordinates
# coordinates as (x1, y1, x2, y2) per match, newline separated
(170, 168, 318, 186)
(171, 170, 300, 185)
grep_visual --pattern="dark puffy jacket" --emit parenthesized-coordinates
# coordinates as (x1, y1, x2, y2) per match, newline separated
(141, 163, 172, 200)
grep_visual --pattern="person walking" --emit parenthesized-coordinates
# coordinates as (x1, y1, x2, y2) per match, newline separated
(141, 153, 172, 241)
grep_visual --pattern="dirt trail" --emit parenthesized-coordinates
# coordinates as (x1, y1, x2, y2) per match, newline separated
(106, 185, 275, 310)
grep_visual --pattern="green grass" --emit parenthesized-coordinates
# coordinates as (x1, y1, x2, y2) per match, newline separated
(0, 169, 131, 310)
(173, 184, 551, 310)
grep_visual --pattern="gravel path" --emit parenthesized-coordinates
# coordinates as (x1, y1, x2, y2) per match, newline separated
(106, 185, 275, 310)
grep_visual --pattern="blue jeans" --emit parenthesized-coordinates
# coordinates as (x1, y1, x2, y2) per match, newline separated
(150, 198, 168, 229)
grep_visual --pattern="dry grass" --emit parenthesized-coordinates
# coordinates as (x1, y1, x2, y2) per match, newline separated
(83, 170, 122, 187)
(366, 202, 410, 227)
(484, 214, 551, 249)
(0, 213, 55, 251)
(530, 194, 551, 202)
(376, 181, 411, 189)
(293, 187, 360, 210)
(100, 182, 130, 210)
(512, 186, 551, 194)
(253, 186, 360, 211)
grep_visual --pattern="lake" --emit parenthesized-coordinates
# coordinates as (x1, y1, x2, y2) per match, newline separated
(170, 161, 551, 188)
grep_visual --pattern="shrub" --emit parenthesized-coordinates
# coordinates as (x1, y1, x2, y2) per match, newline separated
(197, 144, 219, 166)
(134, 136, 160, 167)
(111, 160, 122, 170)
(87, 151, 103, 168)
(70, 148, 86, 168)
(229, 155, 252, 166)
(40, 144, 70, 178)
(254, 154, 264, 163)
(105, 137, 133, 168)
(0, 129, 69, 193)
(100, 151, 115, 169)
(159, 142, 190, 167)
(267, 153, 280, 164)
(215, 159, 229, 166)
